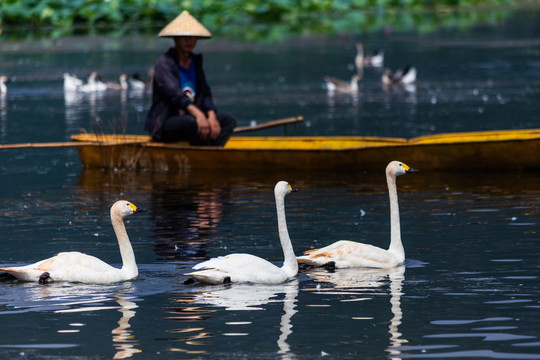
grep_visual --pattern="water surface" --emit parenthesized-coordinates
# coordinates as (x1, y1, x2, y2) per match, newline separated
(1, 7, 539, 359)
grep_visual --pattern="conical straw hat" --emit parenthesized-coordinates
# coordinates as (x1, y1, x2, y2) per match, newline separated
(158, 10, 212, 38)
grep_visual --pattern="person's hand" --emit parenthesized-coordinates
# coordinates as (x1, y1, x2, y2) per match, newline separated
(195, 113, 210, 141)
(188, 105, 210, 141)
(207, 111, 221, 140)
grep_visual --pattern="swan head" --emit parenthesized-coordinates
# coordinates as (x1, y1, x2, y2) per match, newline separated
(274, 181, 298, 198)
(387, 161, 419, 178)
(111, 200, 144, 219)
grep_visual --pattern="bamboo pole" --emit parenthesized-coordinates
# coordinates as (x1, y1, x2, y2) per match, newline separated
(0, 116, 304, 150)
(233, 116, 303, 133)
(0, 141, 95, 149)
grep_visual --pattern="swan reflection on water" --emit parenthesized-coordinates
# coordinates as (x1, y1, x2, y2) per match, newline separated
(111, 296, 141, 359)
(304, 265, 407, 359)
(168, 279, 299, 359)
(53, 289, 142, 359)
(0, 282, 141, 359)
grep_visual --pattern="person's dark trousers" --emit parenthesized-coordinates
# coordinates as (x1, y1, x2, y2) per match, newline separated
(160, 112, 236, 146)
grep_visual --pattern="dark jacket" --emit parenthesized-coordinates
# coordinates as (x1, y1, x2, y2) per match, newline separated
(145, 47, 217, 140)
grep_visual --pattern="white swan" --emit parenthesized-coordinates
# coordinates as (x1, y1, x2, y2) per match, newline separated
(185, 181, 298, 285)
(0, 200, 143, 284)
(324, 75, 361, 94)
(296, 161, 418, 269)
(0, 75, 9, 94)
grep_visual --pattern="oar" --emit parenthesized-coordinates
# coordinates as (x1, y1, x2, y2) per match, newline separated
(233, 116, 303, 133)
(0, 140, 149, 150)
(0, 116, 304, 150)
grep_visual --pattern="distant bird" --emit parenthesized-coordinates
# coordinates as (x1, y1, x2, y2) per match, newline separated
(63, 73, 83, 92)
(80, 71, 107, 92)
(382, 65, 417, 86)
(105, 74, 128, 91)
(185, 181, 298, 285)
(0, 75, 9, 94)
(0, 200, 144, 284)
(129, 69, 154, 91)
(296, 161, 418, 269)
(324, 75, 361, 94)
(355, 43, 384, 68)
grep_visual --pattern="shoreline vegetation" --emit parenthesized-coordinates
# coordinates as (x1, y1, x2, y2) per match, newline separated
(0, 0, 535, 40)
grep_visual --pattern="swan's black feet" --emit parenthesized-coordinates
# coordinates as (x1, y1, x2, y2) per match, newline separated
(223, 276, 231, 284)
(324, 261, 336, 272)
(183, 278, 195, 285)
(38, 272, 50, 284)
(298, 263, 313, 272)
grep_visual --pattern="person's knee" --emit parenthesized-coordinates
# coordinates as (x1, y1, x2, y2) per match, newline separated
(219, 112, 236, 130)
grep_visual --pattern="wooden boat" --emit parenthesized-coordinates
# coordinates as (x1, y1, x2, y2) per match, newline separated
(69, 125, 540, 171)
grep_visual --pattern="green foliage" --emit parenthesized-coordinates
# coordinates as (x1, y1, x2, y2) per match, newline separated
(0, 0, 516, 39)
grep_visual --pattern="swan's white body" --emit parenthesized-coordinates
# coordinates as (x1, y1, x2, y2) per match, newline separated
(325, 75, 360, 94)
(186, 181, 298, 285)
(296, 161, 417, 269)
(63, 73, 83, 92)
(0, 200, 142, 284)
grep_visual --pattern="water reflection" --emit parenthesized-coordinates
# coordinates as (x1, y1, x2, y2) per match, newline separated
(150, 185, 225, 262)
(64, 88, 132, 129)
(168, 280, 299, 358)
(0, 282, 141, 358)
(305, 266, 406, 359)
(75, 170, 232, 261)
(0, 93, 6, 138)
(112, 295, 141, 359)
(51, 286, 141, 359)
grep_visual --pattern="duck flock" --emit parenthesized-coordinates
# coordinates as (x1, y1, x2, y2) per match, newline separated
(63, 70, 154, 93)
(324, 42, 417, 95)
(0, 71, 153, 95)
(2, 43, 412, 97)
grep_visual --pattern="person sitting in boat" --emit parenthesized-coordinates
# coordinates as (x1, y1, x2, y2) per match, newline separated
(145, 10, 236, 146)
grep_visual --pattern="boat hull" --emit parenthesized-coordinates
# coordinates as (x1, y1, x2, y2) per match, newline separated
(71, 129, 540, 171)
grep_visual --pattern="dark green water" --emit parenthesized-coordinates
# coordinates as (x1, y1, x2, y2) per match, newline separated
(0, 8, 539, 359)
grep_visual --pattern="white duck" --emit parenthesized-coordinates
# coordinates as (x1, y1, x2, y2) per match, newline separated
(106, 74, 128, 90)
(63, 73, 83, 92)
(80, 71, 107, 92)
(129, 69, 154, 91)
(0, 75, 9, 94)
(0, 200, 143, 284)
(324, 74, 361, 94)
(382, 65, 417, 86)
(355, 43, 384, 68)
(186, 181, 298, 285)
(296, 161, 418, 269)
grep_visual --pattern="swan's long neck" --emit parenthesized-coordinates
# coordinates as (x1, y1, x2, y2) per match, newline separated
(276, 194, 298, 278)
(111, 211, 138, 278)
(387, 173, 405, 263)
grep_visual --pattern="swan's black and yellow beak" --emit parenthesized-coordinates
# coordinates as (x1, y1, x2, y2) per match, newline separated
(401, 163, 419, 173)
(129, 203, 146, 213)
(288, 184, 298, 192)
